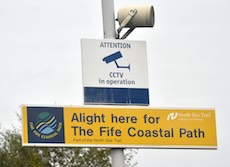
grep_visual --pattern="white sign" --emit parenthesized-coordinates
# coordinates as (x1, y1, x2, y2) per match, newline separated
(81, 38, 149, 105)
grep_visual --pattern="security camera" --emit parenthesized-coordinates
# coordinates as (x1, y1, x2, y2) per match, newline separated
(116, 5, 154, 39)
(117, 5, 154, 27)
(103, 51, 122, 63)
(103, 51, 130, 70)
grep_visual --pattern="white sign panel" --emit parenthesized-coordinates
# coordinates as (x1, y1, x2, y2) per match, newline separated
(81, 38, 149, 105)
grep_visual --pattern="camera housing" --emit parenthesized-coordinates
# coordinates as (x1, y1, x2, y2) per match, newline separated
(117, 5, 154, 28)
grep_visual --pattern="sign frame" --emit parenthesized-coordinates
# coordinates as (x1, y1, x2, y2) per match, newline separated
(81, 38, 149, 105)
(22, 105, 217, 149)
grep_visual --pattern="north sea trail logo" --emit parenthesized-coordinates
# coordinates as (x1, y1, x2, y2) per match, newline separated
(28, 107, 65, 143)
(167, 112, 178, 121)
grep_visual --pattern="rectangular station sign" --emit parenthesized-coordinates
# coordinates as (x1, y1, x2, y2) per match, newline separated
(81, 38, 149, 105)
(22, 106, 217, 149)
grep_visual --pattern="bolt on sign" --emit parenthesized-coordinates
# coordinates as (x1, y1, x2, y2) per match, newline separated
(22, 106, 217, 149)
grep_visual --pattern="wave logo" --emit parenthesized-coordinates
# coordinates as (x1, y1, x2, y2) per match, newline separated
(28, 107, 64, 143)
(34, 112, 58, 135)
(167, 112, 178, 121)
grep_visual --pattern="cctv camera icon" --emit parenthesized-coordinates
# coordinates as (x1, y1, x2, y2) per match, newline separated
(103, 51, 130, 71)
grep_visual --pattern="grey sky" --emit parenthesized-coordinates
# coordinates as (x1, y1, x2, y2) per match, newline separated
(0, 0, 230, 166)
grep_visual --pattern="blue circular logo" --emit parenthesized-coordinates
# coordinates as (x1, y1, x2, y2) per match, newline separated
(28, 107, 64, 143)
(34, 112, 58, 135)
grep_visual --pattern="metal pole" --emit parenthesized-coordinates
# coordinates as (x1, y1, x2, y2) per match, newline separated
(101, 0, 125, 167)
(111, 148, 125, 167)
(101, 0, 116, 39)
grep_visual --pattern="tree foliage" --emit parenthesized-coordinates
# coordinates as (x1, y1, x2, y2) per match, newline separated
(0, 128, 137, 167)
(0, 128, 111, 167)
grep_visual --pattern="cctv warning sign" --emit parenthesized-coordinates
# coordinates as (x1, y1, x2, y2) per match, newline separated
(22, 106, 217, 149)
(81, 38, 149, 105)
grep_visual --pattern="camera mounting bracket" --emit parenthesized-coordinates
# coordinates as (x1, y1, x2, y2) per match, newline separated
(116, 9, 137, 39)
